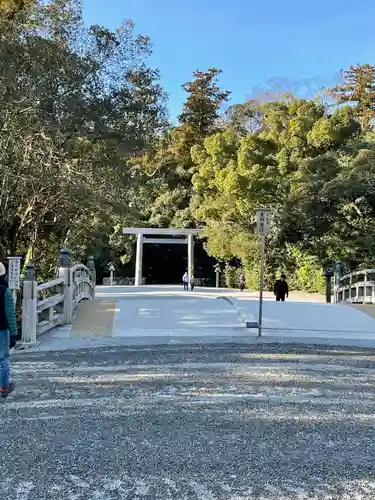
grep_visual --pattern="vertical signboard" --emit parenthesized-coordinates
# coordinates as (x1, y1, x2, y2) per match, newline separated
(7, 257, 21, 290)
(256, 209, 272, 235)
(255, 209, 272, 337)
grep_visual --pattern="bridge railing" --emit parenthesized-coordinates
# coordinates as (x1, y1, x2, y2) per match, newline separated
(19, 249, 96, 347)
(70, 263, 95, 317)
(335, 269, 375, 304)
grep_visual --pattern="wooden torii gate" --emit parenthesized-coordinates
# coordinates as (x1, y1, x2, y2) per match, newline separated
(121, 227, 203, 286)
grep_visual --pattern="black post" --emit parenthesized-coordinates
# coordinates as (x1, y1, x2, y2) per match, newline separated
(323, 268, 334, 303)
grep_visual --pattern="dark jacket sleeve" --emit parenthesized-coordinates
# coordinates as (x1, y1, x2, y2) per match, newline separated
(273, 281, 277, 295)
(4, 289, 17, 336)
(285, 282, 289, 296)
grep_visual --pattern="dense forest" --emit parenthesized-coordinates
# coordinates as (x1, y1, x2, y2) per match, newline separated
(1, 0, 375, 292)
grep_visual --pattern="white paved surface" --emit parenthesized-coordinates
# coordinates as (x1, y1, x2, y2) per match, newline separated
(20, 286, 375, 352)
(112, 295, 242, 335)
(234, 298, 375, 335)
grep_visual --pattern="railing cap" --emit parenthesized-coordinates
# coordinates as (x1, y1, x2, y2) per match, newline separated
(60, 248, 69, 268)
(25, 261, 36, 281)
(87, 255, 95, 271)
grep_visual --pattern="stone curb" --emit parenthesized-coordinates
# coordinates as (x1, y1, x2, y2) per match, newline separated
(217, 296, 258, 328)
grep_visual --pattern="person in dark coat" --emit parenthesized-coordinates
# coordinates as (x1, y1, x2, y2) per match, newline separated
(274, 274, 289, 301)
(190, 275, 195, 291)
(239, 273, 245, 291)
(0, 262, 17, 397)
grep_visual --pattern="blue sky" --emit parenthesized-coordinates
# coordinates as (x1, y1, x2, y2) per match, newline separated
(83, 0, 375, 120)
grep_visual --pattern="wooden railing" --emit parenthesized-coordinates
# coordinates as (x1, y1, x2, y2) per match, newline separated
(335, 269, 375, 304)
(19, 249, 96, 346)
(37, 278, 66, 335)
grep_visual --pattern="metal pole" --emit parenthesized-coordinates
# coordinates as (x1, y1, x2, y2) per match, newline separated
(258, 234, 265, 338)
(110, 270, 114, 287)
(216, 271, 220, 288)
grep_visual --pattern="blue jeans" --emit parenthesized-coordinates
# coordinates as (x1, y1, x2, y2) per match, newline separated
(0, 330, 10, 389)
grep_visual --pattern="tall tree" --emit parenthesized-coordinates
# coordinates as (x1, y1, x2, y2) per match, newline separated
(132, 69, 230, 229)
(178, 68, 230, 138)
(327, 64, 375, 131)
(0, 0, 167, 274)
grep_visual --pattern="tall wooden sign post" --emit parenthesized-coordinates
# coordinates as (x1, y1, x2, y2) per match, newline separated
(255, 209, 271, 337)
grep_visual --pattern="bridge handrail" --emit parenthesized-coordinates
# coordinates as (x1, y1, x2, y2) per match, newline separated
(19, 250, 96, 346)
(70, 263, 95, 316)
(338, 269, 375, 283)
(37, 278, 65, 292)
(335, 268, 375, 304)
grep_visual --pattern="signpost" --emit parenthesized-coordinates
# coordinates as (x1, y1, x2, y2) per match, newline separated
(255, 209, 271, 337)
(214, 263, 221, 288)
(7, 256, 22, 303)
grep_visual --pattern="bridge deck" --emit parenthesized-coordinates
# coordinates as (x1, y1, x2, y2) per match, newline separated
(22, 285, 375, 352)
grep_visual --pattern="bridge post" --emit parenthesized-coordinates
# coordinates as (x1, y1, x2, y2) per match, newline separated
(59, 248, 72, 324)
(188, 234, 194, 281)
(135, 233, 143, 286)
(87, 255, 96, 297)
(20, 262, 37, 345)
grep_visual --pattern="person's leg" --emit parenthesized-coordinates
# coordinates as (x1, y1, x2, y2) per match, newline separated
(0, 330, 10, 393)
(276, 296, 281, 301)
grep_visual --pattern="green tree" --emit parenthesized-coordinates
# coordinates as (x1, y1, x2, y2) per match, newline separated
(178, 68, 230, 139)
(0, 0, 167, 276)
(133, 69, 230, 230)
(0, 0, 35, 18)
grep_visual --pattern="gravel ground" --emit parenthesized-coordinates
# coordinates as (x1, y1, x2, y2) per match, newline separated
(2, 343, 375, 499)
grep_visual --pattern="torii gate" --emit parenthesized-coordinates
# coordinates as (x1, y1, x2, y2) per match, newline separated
(122, 227, 203, 286)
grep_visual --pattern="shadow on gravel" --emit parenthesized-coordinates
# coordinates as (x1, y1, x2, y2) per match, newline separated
(4, 343, 375, 499)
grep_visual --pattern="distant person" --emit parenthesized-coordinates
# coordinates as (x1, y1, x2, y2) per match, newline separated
(0, 262, 17, 398)
(182, 271, 189, 291)
(274, 274, 289, 302)
(190, 275, 195, 291)
(239, 273, 245, 292)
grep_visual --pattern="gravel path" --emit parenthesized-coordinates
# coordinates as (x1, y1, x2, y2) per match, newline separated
(2, 343, 375, 499)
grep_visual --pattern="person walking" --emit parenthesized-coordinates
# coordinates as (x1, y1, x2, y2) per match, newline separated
(239, 273, 245, 292)
(0, 262, 17, 398)
(182, 271, 189, 291)
(190, 275, 195, 291)
(274, 274, 289, 302)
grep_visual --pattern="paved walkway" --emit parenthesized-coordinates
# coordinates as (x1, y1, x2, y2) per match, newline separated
(23, 286, 375, 352)
(3, 343, 375, 499)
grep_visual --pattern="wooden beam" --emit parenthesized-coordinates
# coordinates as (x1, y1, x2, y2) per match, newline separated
(122, 227, 203, 236)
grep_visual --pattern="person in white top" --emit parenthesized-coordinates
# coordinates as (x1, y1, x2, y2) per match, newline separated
(182, 272, 189, 291)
